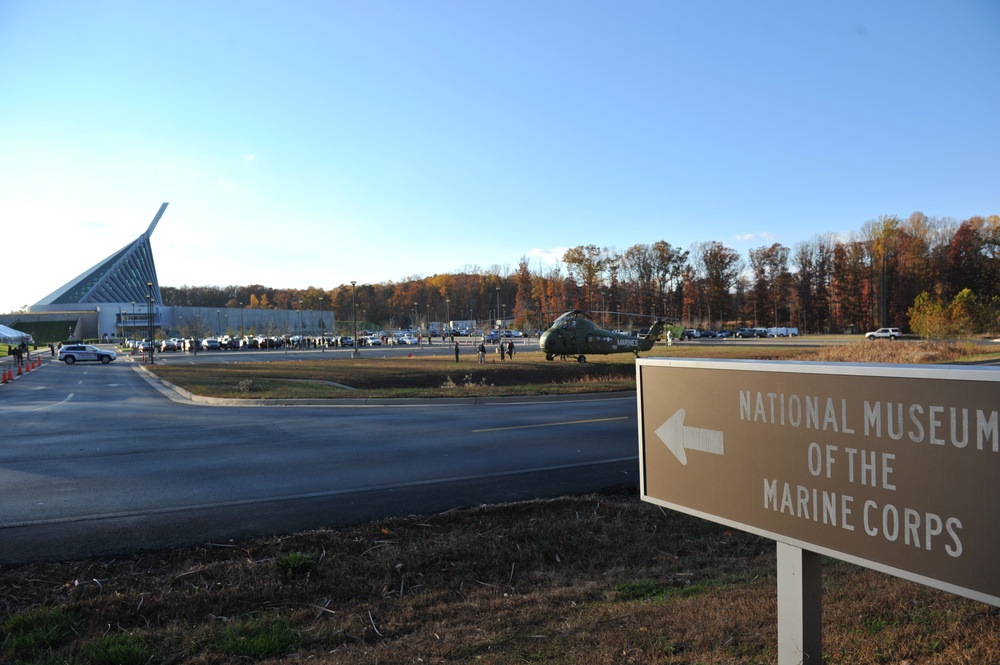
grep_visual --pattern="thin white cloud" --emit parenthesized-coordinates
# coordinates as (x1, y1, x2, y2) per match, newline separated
(734, 232, 777, 243)
(528, 247, 567, 264)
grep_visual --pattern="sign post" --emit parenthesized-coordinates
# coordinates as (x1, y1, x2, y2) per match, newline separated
(638, 358, 1000, 663)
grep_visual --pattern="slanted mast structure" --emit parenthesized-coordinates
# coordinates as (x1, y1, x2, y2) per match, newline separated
(37, 203, 167, 307)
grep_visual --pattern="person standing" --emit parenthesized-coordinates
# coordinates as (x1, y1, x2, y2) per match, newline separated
(454, 341, 460, 362)
(478, 341, 486, 364)
(506, 339, 515, 360)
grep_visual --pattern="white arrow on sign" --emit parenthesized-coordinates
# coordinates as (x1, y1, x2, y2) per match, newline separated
(655, 408, 725, 465)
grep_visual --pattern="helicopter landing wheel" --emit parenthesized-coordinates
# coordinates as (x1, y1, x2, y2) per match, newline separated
(545, 354, 554, 361)
(577, 355, 587, 363)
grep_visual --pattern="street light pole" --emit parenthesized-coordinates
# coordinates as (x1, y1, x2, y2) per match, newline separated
(351, 281, 358, 358)
(319, 296, 324, 352)
(146, 281, 154, 365)
(495, 286, 501, 338)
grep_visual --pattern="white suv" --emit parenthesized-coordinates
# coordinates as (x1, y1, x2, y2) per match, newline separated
(58, 344, 117, 364)
(865, 327, 901, 340)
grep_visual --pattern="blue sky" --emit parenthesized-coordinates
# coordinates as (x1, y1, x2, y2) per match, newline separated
(1, 1, 997, 313)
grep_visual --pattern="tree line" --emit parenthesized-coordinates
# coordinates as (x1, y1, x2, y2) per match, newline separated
(161, 211, 1000, 336)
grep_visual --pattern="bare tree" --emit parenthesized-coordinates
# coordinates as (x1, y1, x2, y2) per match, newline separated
(690, 241, 741, 328)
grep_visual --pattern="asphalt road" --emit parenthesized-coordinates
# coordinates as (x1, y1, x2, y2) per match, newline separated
(0, 351, 637, 564)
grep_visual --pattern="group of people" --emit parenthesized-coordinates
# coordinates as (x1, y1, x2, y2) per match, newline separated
(471, 339, 516, 364)
(6, 341, 30, 365)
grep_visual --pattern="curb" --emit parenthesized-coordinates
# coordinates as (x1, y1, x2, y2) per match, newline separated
(132, 364, 635, 407)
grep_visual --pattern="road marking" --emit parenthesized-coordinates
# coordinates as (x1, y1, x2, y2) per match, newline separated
(0, 392, 75, 413)
(473, 416, 628, 433)
(654, 408, 724, 465)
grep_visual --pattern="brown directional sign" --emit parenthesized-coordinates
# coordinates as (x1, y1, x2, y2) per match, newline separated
(637, 358, 1000, 607)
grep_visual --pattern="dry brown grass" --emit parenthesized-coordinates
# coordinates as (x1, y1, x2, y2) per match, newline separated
(148, 352, 640, 399)
(3, 495, 998, 664)
(807, 340, 994, 365)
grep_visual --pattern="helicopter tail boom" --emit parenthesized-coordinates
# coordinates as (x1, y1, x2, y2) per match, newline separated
(639, 320, 666, 351)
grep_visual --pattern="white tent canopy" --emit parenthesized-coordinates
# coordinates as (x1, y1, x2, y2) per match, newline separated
(0, 323, 32, 344)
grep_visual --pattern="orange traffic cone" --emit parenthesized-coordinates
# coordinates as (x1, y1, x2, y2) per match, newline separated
(17, 364, 23, 376)
(24, 361, 30, 373)
(1, 369, 8, 384)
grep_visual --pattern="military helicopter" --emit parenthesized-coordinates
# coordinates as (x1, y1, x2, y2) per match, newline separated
(539, 309, 666, 362)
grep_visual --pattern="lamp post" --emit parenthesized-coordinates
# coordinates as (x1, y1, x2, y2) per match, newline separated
(145, 298, 152, 362)
(495, 286, 501, 337)
(445, 298, 450, 336)
(351, 281, 358, 358)
(130, 301, 135, 342)
(216, 310, 221, 337)
(298, 301, 304, 344)
(146, 281, 154, 364)
(319, 296, 325, 352)
(239, 302, 244, 340)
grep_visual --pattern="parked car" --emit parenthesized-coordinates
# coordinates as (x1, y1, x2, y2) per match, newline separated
(201, 338, 221, 350)
(866, 327, 901, 340)
(59, 344, 117, 365)
(682, 329, 700, 340)
(159, 339, 178, 352)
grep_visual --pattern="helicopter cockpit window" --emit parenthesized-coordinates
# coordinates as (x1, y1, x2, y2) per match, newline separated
(560, 320, 577, 330)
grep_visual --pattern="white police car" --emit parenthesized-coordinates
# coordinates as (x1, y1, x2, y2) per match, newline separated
(58, 344, 117, 365)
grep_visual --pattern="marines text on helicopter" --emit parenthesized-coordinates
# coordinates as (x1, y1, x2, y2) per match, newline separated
(539, 310, 666, 362)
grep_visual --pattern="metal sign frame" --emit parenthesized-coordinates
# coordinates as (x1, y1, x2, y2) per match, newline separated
(638, 358, 1000, 660)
